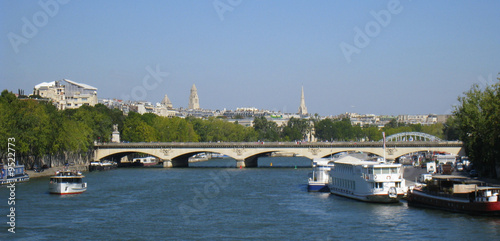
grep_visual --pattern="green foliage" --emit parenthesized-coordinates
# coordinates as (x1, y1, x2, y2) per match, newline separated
(253, 116, 281, 141)
(314, 117, 448, 142)
(186, 117, 256, 142)
(454, 81, 500, 178)
(315, 118, 364, 141)
(282, 117, 311, 141)
(153, 116, 199, 142)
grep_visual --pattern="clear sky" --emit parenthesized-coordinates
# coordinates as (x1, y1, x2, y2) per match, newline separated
(1, 0, 499, 116)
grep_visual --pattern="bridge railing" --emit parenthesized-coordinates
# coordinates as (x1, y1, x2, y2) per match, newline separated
(94, 141, 463, 148)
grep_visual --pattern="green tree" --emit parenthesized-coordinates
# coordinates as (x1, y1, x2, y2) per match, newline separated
(454, 81, 500, 178)
(153, 116, 199, 142)
(443, 116, 460, 141)
(314, 118, 335, 141)
(282, 117, 310, 141)
(122, 112, 157, 142)
(11, 99, 52, 158)
(253, 116, 280, 141)
(362, 125, 382, 141)
(54, 118, 93, 152)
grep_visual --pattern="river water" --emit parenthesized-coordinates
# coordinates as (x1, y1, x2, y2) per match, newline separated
(1, 157, 500, 240)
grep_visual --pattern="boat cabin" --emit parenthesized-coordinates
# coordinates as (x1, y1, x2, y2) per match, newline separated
(426, 175, 500, 202)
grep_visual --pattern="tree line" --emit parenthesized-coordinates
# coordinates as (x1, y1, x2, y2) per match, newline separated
(1, 89, 458, 158)
(453, 80, 500, 178)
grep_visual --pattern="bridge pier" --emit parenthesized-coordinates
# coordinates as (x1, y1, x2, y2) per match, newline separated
(236, 160, 245, 168)
(162, 159, 189, 168)
(163, 160, 172, 168)
(236, 157, 259, 168)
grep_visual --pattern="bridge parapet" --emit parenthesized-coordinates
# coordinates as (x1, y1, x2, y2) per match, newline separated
(95, 141, 463, 148)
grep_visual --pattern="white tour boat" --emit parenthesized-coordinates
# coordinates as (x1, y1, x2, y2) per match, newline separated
(49, 170, 87, 195)
(308, 158, 334, 192)
(133, 156, 158, 167)
(328, 155, 406, 203)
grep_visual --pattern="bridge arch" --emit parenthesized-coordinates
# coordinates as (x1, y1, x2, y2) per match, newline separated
(382, 132, 442, 142)
(319, 150, 382, 159)
(168, 151, 242, 167)
(97, 150, 164, 165)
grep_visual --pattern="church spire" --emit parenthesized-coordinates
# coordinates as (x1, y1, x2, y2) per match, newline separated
(188, 84, 200, 110)
(298, 86, 308, 115)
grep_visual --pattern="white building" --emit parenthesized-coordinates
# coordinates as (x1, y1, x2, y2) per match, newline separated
(33, 79, 98, 110)
(397, 114, 438, 125)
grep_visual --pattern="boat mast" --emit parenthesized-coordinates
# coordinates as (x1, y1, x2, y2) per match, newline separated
(383, 132, 386, 162)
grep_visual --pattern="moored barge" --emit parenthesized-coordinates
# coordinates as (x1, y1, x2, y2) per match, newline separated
(407, 175, 500, 215)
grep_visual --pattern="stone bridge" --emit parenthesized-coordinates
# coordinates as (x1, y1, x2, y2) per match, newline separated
(94, 141, 464, 168)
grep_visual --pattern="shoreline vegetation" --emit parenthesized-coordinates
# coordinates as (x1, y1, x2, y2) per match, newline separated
(1, 79, 499, 178)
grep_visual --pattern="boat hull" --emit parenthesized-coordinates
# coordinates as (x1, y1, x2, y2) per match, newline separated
(330, 188, 404, 203)
(407, 190, 500, 215)
(0, 174, 30, 185)
(141, 162, 158, 167)
(49, 183, 87, 195)
(308, 183, 330, 192)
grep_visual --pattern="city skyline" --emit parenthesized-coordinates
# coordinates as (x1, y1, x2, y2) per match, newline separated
(1, 1, 499, 116)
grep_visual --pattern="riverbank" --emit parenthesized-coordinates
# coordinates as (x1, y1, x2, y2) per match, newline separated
(26, 165, 89, 178)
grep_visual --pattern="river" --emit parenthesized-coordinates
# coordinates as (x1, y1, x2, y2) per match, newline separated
(1, 157, 500, 240)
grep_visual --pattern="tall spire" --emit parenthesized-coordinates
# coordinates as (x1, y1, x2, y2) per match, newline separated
(161, 94, 173, 109)
(298, 86, 308, 115)
(188, 84, 200, 110)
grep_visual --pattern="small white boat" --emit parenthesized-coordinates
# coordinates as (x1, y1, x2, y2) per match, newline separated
(328, 155, 406, 203)
(49, 170, 87, 195)
(89, 160, 117, 171)
(308, 158, 334, 192)
(133, 156, 158, 166)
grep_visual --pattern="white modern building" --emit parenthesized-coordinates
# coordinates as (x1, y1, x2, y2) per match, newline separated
(33, 79, 98, 110)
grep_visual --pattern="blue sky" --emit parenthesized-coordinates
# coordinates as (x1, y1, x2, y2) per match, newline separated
(1, 0, 499, 116)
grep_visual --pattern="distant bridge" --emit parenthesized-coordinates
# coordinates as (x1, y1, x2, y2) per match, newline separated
(382, 132, 442, 142)
(94, 141, 464, 168)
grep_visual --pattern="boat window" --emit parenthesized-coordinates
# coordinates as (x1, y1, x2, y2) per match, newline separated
(374, 168, 388, 174)
(391, 167, 398, 174)
(395, 182, 401, 188)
